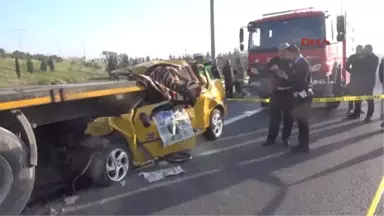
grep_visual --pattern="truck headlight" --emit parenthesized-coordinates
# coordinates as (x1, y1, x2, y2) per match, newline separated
(311, 64, 322, 72)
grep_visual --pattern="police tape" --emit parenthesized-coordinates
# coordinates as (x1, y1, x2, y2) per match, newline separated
(227, 94, 384, 103)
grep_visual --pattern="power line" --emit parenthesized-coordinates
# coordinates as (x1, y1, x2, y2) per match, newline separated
(11, 29, 27, 52)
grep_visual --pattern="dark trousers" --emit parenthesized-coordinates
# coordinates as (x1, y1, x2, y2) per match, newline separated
(225, 83, 233, 97)
(267, 90, 294, 141)
(353, 89, 374, 117)
(292, 99, 312, 147)
(235, 81, 243, 94)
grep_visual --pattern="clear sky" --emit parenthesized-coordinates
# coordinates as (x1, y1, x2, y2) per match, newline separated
(0, 0, 382, 59)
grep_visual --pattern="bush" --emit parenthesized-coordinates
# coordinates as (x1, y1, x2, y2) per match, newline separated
(40, 60, 47, 71)
(47, 57, 55, 71)
(27, 59, 34, 73)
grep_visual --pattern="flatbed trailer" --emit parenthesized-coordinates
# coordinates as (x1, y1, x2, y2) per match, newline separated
(0, 81, 146, 215)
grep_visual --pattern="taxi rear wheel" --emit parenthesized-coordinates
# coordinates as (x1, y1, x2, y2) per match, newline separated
(204, 109, 224, 141)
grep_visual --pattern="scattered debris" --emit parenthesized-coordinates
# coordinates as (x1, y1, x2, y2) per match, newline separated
(119, 180, 126, 187)
(139, 166, 185, 182)
(64, 195, 80, 205)
(49, 207, 58, 216)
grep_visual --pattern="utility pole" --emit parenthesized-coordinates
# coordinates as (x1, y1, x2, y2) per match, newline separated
(210, 0, 216, 64)
(12, 29, 27, 52)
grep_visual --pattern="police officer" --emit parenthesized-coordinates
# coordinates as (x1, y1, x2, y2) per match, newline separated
(263, 43, 294, 146)
(223, 60, 234, 98)
(379, 58, 384, 128)
(234, 58, 245, 96)
(348, 44, 379, 121)
(346, 45, 364, 115)
(285, 44, 312, 153)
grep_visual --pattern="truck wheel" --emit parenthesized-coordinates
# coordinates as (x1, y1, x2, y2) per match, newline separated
(0, 128, 35, 215)
(81, 137, 131, 186)
(204, 108, 224, 140)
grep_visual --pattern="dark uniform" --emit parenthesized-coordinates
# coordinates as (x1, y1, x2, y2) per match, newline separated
(222, 64, 234, 98)
(290, 55, 312, 152)
(379, 58, 384, 127)
(346, 52, 378, 119)
(264, 56, 294, 145)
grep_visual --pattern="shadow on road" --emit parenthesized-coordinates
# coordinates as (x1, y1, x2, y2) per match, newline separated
(69, 115, 383, 215)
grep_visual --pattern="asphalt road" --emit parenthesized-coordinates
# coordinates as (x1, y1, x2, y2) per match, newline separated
(24, 96, 384, 215)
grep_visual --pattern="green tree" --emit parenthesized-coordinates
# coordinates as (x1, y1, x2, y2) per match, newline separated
(119, 54, 129, 68)
(15, 57, 21, 78)
(47, 57, 55, 71)
(106, 55, 118, 74)
(27, 58, 34, 73)
(40, 59, 47, 71)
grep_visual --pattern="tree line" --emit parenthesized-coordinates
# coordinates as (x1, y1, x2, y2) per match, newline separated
(102, 48, 248, 74)
(0, 48, 60, 78)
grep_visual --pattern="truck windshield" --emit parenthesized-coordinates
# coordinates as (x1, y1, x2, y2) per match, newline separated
(248, 15, 325, 52)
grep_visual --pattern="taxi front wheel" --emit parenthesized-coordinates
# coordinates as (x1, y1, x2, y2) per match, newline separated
(204, 109, 224, 140)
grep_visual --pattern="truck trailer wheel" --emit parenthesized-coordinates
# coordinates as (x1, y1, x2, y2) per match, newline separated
(204, 108, 224, 140)
(81, 136, 132, 186)
(0, 128, 35, 215)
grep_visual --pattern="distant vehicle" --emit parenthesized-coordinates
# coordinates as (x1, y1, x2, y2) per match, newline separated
(239, 7, 354, 109)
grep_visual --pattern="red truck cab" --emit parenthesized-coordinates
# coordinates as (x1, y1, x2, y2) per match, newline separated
(240, 7, 351, 109)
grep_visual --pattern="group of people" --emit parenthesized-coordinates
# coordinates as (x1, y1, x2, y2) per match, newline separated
(266, 42, 384, 154)
(263, 43, 312, 153)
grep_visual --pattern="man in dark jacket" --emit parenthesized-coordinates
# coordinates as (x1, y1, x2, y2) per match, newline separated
(346, 45, 363, 114)
(285, 44, 312, 153)
(223, 60, 234, 98)
(263, 43, 294, 147)
(379, 58, 384, 128)
(348, 44, 379, 121)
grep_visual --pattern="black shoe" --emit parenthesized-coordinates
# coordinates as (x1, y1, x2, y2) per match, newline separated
(381, 122, 384, 128)
(290, 146, 310, 153)
(281, 138, 290, 146)
(364, 116, 372, 122)
(347, 114, 360, 120)
(262, 139, 275, 146)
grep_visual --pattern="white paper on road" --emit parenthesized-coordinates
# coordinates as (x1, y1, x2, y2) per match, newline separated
(152, 109, 194, 147)
(139, 166, 185, 182)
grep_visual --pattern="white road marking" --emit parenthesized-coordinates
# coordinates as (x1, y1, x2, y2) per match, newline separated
(224, 108, 265, 126)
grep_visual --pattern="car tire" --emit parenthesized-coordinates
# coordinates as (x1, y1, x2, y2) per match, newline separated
(261, 102, 269, 108)
(0, 127, 35, 215)
(204, 108, 224, 141)
(81, 136, 132, 186)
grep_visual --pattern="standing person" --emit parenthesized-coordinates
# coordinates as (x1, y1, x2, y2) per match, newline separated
(345, 45, 364, 114)
(379, 58, 384, 128)
(211, 62, 221, 79)
(346, 45, 368, 119)
(222, 60, 234, 98)
(234, 58, 245, 96)
(349, 44, 379, 121)
(285, 44, 312, 153)
(263, 43, 294, 146)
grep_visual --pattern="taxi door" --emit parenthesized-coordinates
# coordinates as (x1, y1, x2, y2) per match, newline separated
(194, 66, 226, 129)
